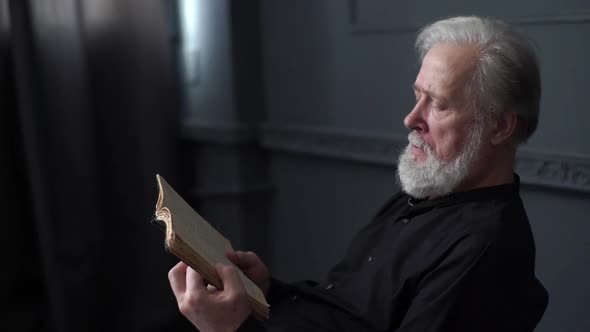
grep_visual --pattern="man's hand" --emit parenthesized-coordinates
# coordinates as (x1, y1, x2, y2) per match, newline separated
(226, 251, 270, 297)
(168, 262, 252, 332)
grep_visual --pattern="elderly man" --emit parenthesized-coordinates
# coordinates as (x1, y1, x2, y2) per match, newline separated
(168, 16, 548, 331)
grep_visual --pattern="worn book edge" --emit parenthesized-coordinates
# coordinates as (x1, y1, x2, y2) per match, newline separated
(153, 174, 270, 319)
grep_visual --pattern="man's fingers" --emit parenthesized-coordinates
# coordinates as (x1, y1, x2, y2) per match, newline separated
(227, 250, 260, 270)
(239, 251, 261, 268)
(226, 250, 242, 266)
(168, 261, 188, 297)
(186, 265, 208, 293)
(216, 264, 245, 296)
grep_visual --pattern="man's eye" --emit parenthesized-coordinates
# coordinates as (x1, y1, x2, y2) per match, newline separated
(432, 103, 447, 111)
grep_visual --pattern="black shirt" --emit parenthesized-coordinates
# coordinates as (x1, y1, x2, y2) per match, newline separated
(242, 176, 548, 331)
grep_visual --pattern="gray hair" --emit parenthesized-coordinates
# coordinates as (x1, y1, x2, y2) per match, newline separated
(416, 16, 541, 145)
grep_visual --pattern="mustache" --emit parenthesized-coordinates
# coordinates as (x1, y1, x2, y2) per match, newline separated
(408, 132, 431, 153)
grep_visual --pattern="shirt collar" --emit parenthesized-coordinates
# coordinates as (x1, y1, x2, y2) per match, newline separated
(405, 173, 522, 216)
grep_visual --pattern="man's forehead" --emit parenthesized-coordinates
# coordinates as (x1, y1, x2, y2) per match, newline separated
(414, 62, 447, 99)
(425, 43, 477, 68)
(415, 43, 477, 95)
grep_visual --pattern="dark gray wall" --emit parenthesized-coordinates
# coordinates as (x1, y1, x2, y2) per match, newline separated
(178, 1, 590, 331)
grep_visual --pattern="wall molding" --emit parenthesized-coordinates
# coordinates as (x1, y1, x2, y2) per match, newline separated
(514, 150, 590, 193)
(261, 125, 406, 166)
(181, 122, 590, 194)
(348, 4, 590, 34)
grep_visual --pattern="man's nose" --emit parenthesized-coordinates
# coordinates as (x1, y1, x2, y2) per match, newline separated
(404, 99, 427, 132)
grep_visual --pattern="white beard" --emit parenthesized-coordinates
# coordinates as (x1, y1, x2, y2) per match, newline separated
(396, 122, 484, 199)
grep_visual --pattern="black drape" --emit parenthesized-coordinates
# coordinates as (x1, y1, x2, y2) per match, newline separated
(1, 0, 193, 331)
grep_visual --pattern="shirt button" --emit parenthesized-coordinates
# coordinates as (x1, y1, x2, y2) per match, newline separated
(402, 218, 410, 224)
(290, 295, 298, 301)
(367, 256, 373, 262)
(325, 283, 334, 290)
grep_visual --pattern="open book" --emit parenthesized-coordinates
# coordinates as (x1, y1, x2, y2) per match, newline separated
(152, 174, 270, 319)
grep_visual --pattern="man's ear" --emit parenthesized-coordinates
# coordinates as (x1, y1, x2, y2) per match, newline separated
(490, 111, 518, 145)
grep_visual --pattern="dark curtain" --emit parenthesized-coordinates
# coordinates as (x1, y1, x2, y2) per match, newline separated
(1, 0, 193, 331)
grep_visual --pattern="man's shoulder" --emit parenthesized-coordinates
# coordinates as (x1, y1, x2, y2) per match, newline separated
(442, 197, 535, 261)
(416, 192, 530, 251)
(458, 193, 528, 233)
